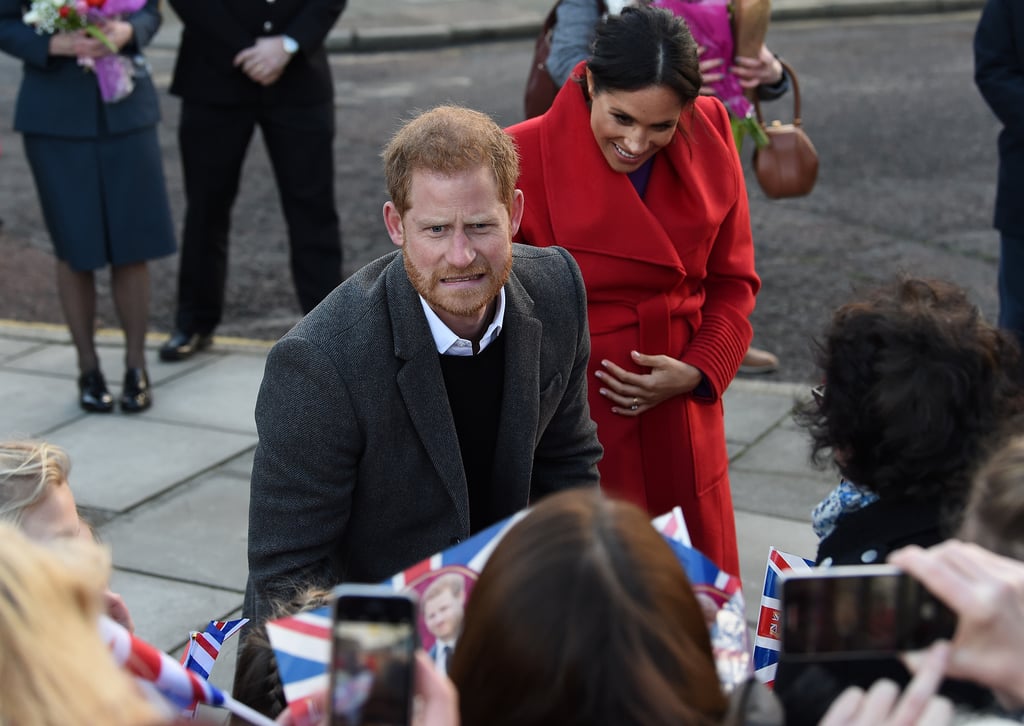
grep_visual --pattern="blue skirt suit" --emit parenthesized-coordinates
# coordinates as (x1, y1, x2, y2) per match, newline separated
(0, 0, 175, 271)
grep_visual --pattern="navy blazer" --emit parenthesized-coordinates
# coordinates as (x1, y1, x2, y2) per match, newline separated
(244, 245, 603, 624)
(0, 0, 162, 137)
(168, 0, 345, 106)
(975, 0, 1024, 236)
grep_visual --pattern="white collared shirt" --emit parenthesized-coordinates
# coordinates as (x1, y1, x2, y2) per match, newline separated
(418, 289, 506, 356)
(433, 638, 457, 674)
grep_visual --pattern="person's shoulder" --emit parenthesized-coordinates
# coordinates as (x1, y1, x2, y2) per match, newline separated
(284, 250, 399, 348)
(692, 95, 732, 133)
(511, 243, 577, 270)
(505, 115, 543, 150)
(510, 245, 584, 298)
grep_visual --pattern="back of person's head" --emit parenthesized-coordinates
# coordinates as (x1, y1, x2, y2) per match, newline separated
(587, 5, 701, 106)
(961, 434, 1024, 561)
(0, 521, 162, 726)
(382, 105, 520, 216)
(798, 276, 1024, 506)
(0, 439, 70, 525)
(231, 585, 334, 722)
(448, 488, 727, 726)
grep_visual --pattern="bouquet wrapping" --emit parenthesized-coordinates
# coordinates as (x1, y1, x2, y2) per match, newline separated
(731, 0, 771, 100)
(652, 0, 769, 150)
(22, 0, 147, 103)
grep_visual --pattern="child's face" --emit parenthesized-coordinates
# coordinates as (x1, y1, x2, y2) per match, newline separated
(21, 481, 80, 541)
(424, 588, 463, 642)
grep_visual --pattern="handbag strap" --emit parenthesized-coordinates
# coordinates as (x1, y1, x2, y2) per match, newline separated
(753, 58, 802, 128)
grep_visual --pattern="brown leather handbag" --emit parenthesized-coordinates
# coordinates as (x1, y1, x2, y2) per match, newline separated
(523, 0, 606, 119)
(752, 60, 819, 199)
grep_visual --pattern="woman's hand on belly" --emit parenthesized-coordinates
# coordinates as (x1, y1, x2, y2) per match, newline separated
(594, 350, 702, 417)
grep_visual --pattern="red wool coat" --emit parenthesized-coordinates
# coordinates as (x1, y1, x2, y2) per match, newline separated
(507, 68, 759, 574)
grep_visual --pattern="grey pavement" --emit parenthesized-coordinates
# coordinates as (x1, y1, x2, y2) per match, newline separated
(0, 320, 828, 707)
(0, 0, 979, 716)
(151, 0, 987, 53)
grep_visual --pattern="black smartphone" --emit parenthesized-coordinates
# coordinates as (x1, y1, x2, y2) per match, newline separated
(329, 585, 418, 726)
(780, 564, 957, 661)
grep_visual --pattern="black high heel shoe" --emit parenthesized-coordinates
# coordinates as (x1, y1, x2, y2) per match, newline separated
(78, 369, 114, 413)
(120, 368, 152, 413)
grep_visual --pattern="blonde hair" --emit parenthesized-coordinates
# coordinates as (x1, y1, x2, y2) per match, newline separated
(0, 440, 70, 525)
(423, 571, 465, 604)
(961, 434, 1024, 561)
(0, 522, 162, 726)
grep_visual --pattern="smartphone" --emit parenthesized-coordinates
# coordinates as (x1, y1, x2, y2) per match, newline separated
(780, 564, 957, 661)
(329, 585, 418, 726)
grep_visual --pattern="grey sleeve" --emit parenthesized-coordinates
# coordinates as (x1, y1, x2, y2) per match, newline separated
(756, 64, 791, 102)
(244, 336, 359, 624)
(530, 248, 603, 496)
(546, 0, 601, 86)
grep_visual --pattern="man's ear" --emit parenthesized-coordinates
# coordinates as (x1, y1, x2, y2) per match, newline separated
(509, 189, 525, 238)
(383, 201, 405, 248)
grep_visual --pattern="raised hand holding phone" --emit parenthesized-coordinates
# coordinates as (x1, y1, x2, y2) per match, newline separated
(330, 585, 418, 726)
(780, 565, 957, 661)
(890, 540, 1024, 710)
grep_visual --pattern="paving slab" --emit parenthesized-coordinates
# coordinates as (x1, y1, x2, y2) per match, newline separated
(723, 383, 804, 445)
(0, 336, 44, 362)
(735, 509, 819, 624)
(147, 354, 266, 434)
(101, 469, 251, 591)
(108, 568, 244, 653)
(730, 424, 825, 479)
(51, 416, 256, 511)
(0, 367, 85, 437)
(220, 447, 257, 480)
(731, 469, 834, 523)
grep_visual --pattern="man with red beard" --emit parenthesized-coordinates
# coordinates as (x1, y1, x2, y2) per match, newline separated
(244, 105, 602, 625)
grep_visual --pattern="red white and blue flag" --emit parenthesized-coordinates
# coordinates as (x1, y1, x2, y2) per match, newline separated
(180, 617, 248, 680)
(100, 615, 275, 725)
(752, 546, 814, 687)
(266, 506, 749, 706)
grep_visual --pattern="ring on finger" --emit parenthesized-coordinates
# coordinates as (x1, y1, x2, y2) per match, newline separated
(630, 397, 639, 411)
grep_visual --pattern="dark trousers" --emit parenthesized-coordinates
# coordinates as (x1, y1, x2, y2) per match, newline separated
(175, 100, 342, 334)
(1000, 232, 1024, 351)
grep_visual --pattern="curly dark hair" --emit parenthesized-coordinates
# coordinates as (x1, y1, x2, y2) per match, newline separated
(795, 277, 1024, 507)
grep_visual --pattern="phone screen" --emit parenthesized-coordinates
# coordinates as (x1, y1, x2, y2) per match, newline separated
(330, 589, 416, 726)
(781, 566, 956, 660)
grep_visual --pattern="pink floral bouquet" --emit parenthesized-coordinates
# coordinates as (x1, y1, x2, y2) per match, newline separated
(652, 0, 769, 151)
(22, 0, 147, 103)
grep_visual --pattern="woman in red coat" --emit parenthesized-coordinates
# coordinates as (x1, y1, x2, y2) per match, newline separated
(507, 5, 759, 574)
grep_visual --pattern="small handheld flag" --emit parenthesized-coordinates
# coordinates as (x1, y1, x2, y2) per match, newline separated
(99, 615, 275, 726)
(752, 546, 814, 687)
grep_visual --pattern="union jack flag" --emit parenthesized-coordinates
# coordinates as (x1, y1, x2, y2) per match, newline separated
(178, 617, 248, 715)
(180, 617, 248, 680)
(100, 615, 275, 725)
(752, 547, 814, 687)
(266, 506, 746, 706)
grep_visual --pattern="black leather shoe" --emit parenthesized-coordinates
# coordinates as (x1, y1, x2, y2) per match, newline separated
(159, 330, 212, 362)
(120, 368, 152, 413)
(78, 369, 114, 413)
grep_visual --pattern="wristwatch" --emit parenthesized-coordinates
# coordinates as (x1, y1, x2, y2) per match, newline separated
(282, 35, 299, 54)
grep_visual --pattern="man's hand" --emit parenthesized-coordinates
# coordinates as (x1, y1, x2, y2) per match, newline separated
(234, 36, 292, 86)
(594, 350, 703, 416)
